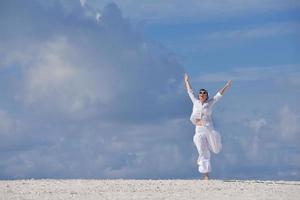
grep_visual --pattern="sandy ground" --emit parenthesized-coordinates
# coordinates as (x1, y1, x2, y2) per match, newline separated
(0, 179, 299, 200)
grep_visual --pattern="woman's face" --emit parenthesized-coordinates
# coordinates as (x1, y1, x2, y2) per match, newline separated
(198, 90, 208, 102)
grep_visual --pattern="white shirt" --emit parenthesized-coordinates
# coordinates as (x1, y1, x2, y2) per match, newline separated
(187, 89, 223, 127)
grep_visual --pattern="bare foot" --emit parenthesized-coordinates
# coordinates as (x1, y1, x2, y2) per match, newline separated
(203, 173, 209, 180)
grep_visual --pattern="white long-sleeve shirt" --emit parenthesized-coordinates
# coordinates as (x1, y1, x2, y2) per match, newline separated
(187, 89, 223, 127)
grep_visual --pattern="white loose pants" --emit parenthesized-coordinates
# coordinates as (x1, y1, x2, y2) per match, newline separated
(193, 126, 222, 173)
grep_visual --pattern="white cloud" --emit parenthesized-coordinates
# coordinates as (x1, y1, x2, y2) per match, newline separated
(80, 0, 86, 7)
(1, 1, 185, 121)
(0, 0, 191, 179)
(21, 36, 115, 118)
(0, 118, 194, 179)
(96, 12, 102, 22)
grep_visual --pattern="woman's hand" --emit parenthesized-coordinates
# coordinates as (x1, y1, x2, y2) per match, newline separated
(184, 73, 192, 92)
(184, 73, 189, 82)
(219, 80, 232, 95)
(226, 80, 232, 88)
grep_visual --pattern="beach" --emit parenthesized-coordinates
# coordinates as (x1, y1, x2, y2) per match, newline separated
(1, 179, 299, 200)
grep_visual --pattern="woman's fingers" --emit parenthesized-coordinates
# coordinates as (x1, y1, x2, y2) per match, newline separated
(184, 73, 189, 80)
(226, 80, 232, 87)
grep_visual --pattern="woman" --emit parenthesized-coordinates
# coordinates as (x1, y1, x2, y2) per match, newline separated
(184, 73, 232, 180)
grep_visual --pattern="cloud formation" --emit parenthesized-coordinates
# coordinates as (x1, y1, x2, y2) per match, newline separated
(1, 0, 186, 122)
(0, 0, 191, 179)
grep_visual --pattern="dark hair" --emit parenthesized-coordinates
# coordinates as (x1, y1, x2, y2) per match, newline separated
(199, 88, 209, 100)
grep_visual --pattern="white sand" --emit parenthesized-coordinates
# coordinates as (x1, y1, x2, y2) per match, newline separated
(1, 179, 299, 200)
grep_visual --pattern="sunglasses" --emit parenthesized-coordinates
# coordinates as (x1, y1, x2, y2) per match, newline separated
(199, 91, 207, 94)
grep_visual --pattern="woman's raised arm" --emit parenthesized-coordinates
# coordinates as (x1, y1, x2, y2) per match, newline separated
(219, 80, 232, 95)
(184, 73, 197, 103)
(184, 73, 193, 92)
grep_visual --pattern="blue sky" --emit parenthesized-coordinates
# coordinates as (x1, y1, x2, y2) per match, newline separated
(0, 0, 299, 180)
